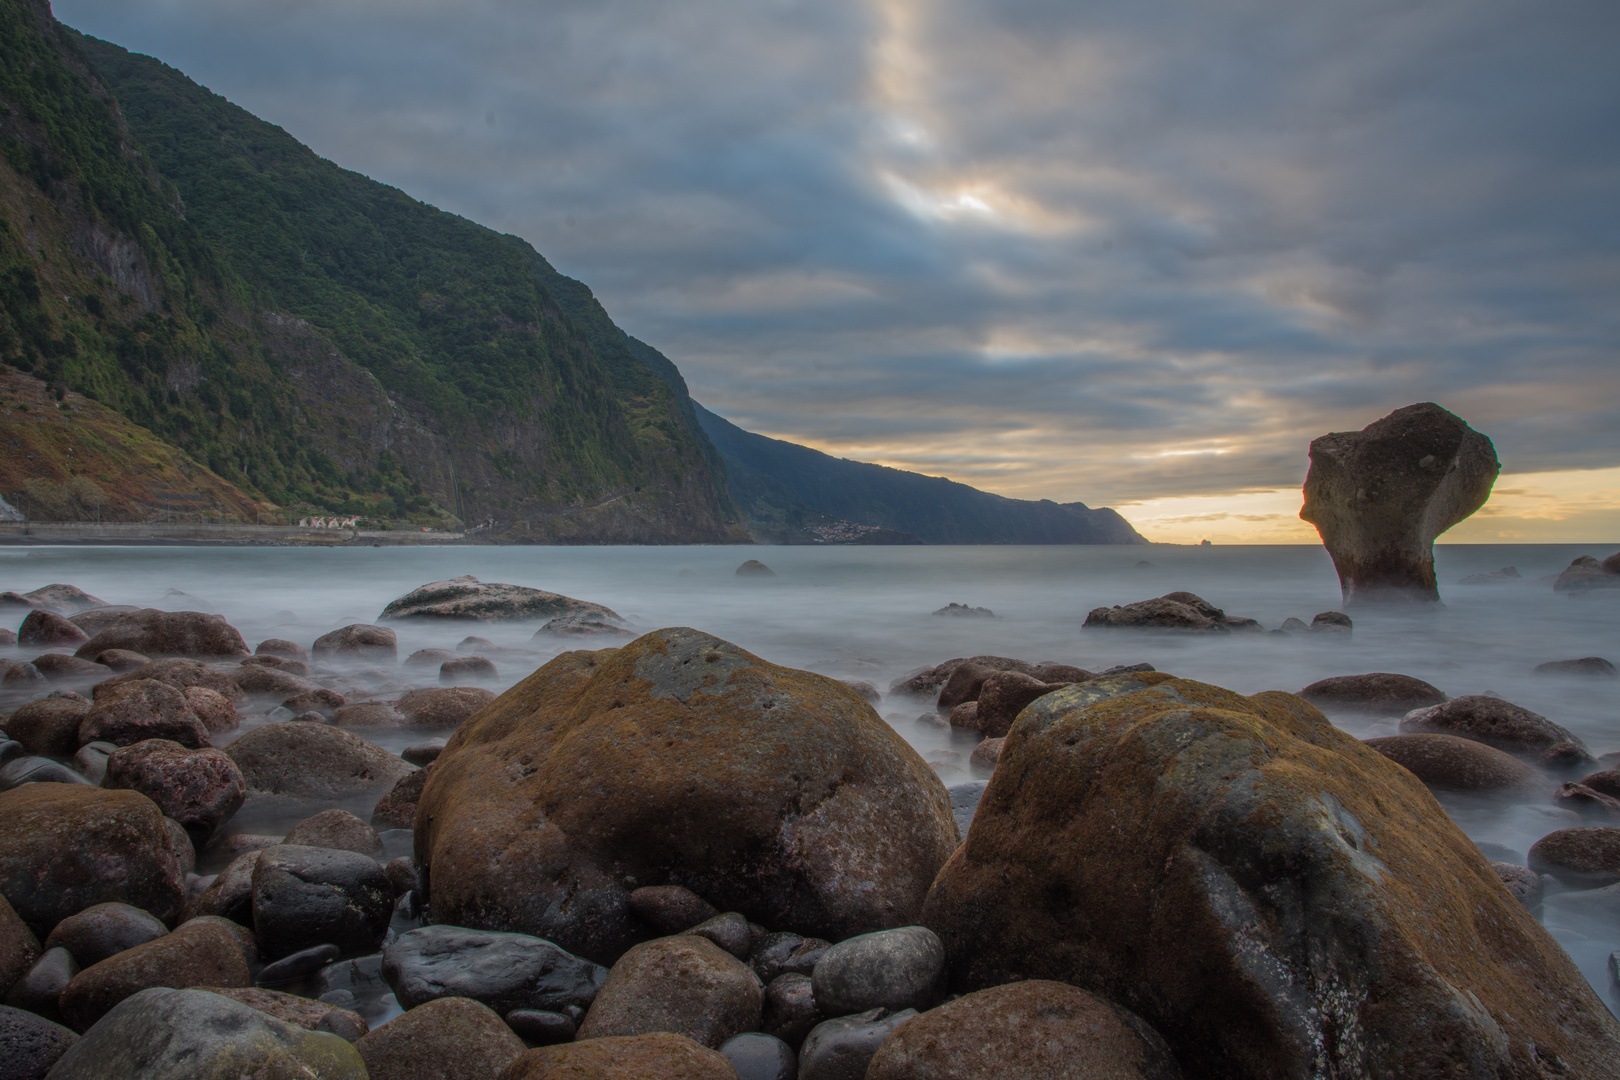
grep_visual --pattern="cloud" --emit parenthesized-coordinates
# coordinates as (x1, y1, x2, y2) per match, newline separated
(52, 0, 1620, 511)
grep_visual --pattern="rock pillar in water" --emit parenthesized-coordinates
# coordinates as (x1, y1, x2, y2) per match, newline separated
(1300, 402, 1498, 605)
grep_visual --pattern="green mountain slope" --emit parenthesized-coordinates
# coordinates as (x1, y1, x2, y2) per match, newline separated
(694, 403, 1148, 545)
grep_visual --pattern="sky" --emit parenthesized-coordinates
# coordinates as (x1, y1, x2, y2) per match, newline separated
(51, 0, 1620, 543)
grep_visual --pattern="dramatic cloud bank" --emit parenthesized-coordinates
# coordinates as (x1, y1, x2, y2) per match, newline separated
(54, 0, 1620, 540)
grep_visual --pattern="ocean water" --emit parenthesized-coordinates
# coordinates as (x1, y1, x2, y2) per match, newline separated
(3, 541, 1618, 1005)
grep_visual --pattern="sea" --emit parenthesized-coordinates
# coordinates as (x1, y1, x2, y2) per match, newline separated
(3, 541, 1618, 1008)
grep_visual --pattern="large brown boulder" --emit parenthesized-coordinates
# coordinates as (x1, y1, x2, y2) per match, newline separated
(313, 623, 398, 663)
(102, 739, 246, 844)
(380, 575, 623, 623)
(73, 609, 249, 661)
(355, 996, 524, 1080)
(974, 671, 1075, 738)
(1297, 672, 1447, 715)
(1399, 695, 1592, 764)
(500, 1032, 739, 1080)
(17, 609, 89, 648)
(865, 980, 1182, 1080)
(921, 675, 1620, 1079)
(226, 721, 414, 800)
(576, 935, 762, 1048)
(418, 629, 958, 964)
(97, 658, 245, 704)
(3, 696, 91, 758)
(77, 679, 211, 749)
(57, 917, 250, 1031)
(0, 584, 106, 616)
(1363, 733, 1539, 792)
(1300, 403, 1499, 604)
(394, 686, 496, 727)
(0, 785, 186, 937)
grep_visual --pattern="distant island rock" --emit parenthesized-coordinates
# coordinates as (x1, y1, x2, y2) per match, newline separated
(380, 576, 622, 622)
(933, 603, 995, 618)
(735, 560, 777, 578)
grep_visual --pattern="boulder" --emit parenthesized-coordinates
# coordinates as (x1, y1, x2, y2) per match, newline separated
(748, 932, 827, 984)
(921, 675, 1620, 1079)
(184, 848, 262, 926)
(405, 648, 457, 669)
(381, 924, 607, 1015)
(4, 946, 76, 1021)
(719, 1032, 795, 1080)
(798, 1008, 916, 1080)
(26, 654, 108, 682)
(1492, 863, 1544, 908)
(16, 610, 88, 648)
(761, 972, 816, 1047)
(282, 689, 345, 717)
(947, 700, 978, 731)
(735, 560, 776, 578)
(1528, 827, 1620, 888)
(417, 630, 958, 963)
(889, 659, 966, 698)
(1364, 734, 1538, 791)
(355, 996, 524, 1080)
(504, 1010, 574, 1047)
(241, 653, 309, 677)
(371, 767, 430, 829)
(576, 935, 762, 1048)
(1083, 595, 1235, 632)
(0, 784, 185, 937)
(810, 925, 945, 1015)
(199, 985, 367, 1041)
(312, 624, 398, 663)
(0, 1002, 76, 1079)
(630, 885, 720, 935)
(283, 809, 382, 856)
(43, 986, 365, 1080)
(1552, 552, 1620, 592)
(1534, 656, 1618, 678)
(0, 661, 44, 688)
(102, 740, 245, 843)
(440, 656, 497, 683)
(255, 943, 342, 988)
(58, 918, 250, 1031)
(1400, 695, 1592, 764)
(840, 679, 881, 705)
(932, 602, 994, 618)
(181, 687, 239, 735)
(65, 607, 140, 636)
(1299, 672, 1446, 715)
(536, 612, 634, 638)
(500, 1032, 738, 1080)
(0, 628, 13, 646)
(2, 697, 89, 758)
(72, 610, 249, 662)
(865, 979, 1182, 1080)
(334, 702, 405, 727)
(97, 658, 245, 705)
(1299, 402, 1499, 604)
(394, 686, 496, 727)
(226, 721, 414, 800)
(380, 575, 623, 623)
(1552, 782, 1620, 820)
(256, 638, 310, 662)
(77, 680, 211, 749)
(69, 743, 113, 785)
(0, 755, 94, 792)
(231, 664, 318, 697)
(686, 912, 752, 960)
(969, 737, 1004, 772)
(974, 671, 1073, 738)
(251, 845, 395, 961)
(0, 892, 41, 998)
(42, 902, 167, 967)
(1, 585, 106, 616)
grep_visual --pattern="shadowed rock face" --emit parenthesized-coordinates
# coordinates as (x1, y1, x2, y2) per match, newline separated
(1300, 403, 1499, 605)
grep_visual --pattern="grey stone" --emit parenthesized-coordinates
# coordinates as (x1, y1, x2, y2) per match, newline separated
(42, 903, 168, 968)
(749, 933, 829, 984)
(810, 926, 946, 1016)
(251, 845, 395, 960)
(0, 757, 93, 791)
(257, 943, 343, 987)
(0, 1003, 76, 1080)
(381, 925, 607, 1016)
(687, 912, 752, 959)
(797, 1008, 917, 1080)
(3, 947, 77, 1023)
(763, 972, 817, 1048)
(721, 1032, 797, 1080)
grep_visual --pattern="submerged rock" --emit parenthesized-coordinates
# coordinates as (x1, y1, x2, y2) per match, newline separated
(312, 624, 398, 664)
(1458, 566, 1520, 585)
(99, 657, 245, 704)
(921, 675, 1620, 1078)
(974, 671, 1075, 738)
(1299, 402, 1499, 604)
(932, 602, 994, 618)
(417, 629, 958, 963)
(1534, 656, 1618, 678)
(1083, 593, 1255, 633)
(1552, 552, 1620, 592)
(1400, 695, 1592, 764)
(17, 609, 88, 648)
(1364, 734, 1538, 792)
(0, 584, 107, 616)
(1298, 672, 1447, 715)
(1528, 827, 1620, 888)
(72, 609, 249, 661)
(380, 575, 623, 623)
(735, 560, 777, 578)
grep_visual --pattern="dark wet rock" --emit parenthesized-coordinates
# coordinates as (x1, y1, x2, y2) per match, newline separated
(25, 654, 107, 683)
(888, 659, 966, 697)
(749, 932, 828, 984)
(1575, 769, 1620, 799)
(0, 1002, 76, 1080)
(69, 742, 114, 785)
(1535, 656, 1618, 678)
(312, 624, 398, 664)
(94, 649, 149, 674)
(1299, 672, 1447, 714)
(504, 1008, 575, 1046)
(44, 986, 365, 1079)
(0, 784, 185, 937)
(866, 979, 1182, 1080)
(947, 700, 978, 731)
(401, 740, 445, 767)
(686, 912, 752, 960)
(1083, 594, 1236, 632)
(394, 686, 496, 727)
(1, 697, 88, 758)
(405, 648, 457, 669)
(355, 996, 524, 1080)
(1300, 403, 1499, 604)
(185, 848, 263, 925)
(1528, 827, 1620, 888)
(418, 630, 958, 964)
(43, 902, 167, 968)
(17, 610, 88, 648)
(0, 663, 43, 688)
(102, 740, 245, 844)
(974, 671, 1074, 738)
(1491, 863, 1544, 908)
(577, 934, 762, 1048)
(226, 721, 413, 800)
(1364, 734, 1537, 792)
(78, 680, 210, 750)
(232, 664, 317, 697)
(922, 674, 1620, 1078)
(798, 1008, 917, 1080)
(440, 656, 497, 683)
(933, 603, 994, 618)
(200, 984, 367, 1041)
(736, 560, 776, 578)
(502, 1032, 738, 1080)
(936, 657, 1040, 709)
(0, 756, 93, 792)
(720, 1032, 796, 1080)
(381, 924, 607, 1015)
(380, 575, 622, 623)
(839, 679, 880, 705)
(0, 892, 41, 999)
(1, 585, 106, 617)
(1553, 782, 1620, 820)
(64, 607, 140, 637)
(811, 925, 945, 1016)
(968, 738, 1003, 773)
(181, 687, 239, 735)
(58, 918, 251, 1032)
(72, 610, 249, 662)
(283, 809, 383, 857)
(384, 856, 419, 898)
(256, 638, 310, 662)
(762, 972, 816, 1048)
(536, 613, 633, 639)
(370, 766, 430, 829)
(334, 702, 404, 727)
(251, 845, 395, 960)
(256, 943, 342, 987)
(98, 658, 245, 704)
(1553, 552, 1620, 592)
(1458, 566, 1521, 585)
(1400, 695, 1592, 763)
(630, 885, 720, 935)
(282, 690, 346, 719)
(3, 947, 76, 1022)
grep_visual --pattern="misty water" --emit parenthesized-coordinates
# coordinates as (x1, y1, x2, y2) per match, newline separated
(3, 541, 1618, 1009)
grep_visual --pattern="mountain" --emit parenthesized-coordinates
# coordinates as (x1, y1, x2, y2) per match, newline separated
(694, 403, 1148, 545)
(0, 0, 745, 541)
